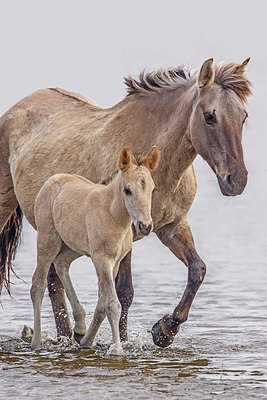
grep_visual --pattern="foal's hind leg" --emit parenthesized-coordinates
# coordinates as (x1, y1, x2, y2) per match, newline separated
(54, 246, 86, 342)
(31, 231, 62, 350)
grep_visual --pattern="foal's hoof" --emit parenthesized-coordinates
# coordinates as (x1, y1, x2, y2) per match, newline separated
(73, 332, 85, 344)
(151, 317, 177, 348)
(31, 339, 42, 351)
(107, 343, 124, 356)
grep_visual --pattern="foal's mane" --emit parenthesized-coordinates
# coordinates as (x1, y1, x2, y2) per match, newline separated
(125, 62, 251, 104)
(100, 170, 119, 186)
(100, 157, 145, 186)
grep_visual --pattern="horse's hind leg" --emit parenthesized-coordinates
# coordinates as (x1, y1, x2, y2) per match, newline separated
(0, 171, 23, 294)
(115, 250, 134, 342)
(47, 264, 73, 339)
(0, 186, 18, 233)
(54, 246, 86, 342)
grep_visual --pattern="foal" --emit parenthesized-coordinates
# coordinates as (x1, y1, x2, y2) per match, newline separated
(30, 147, 159, 354)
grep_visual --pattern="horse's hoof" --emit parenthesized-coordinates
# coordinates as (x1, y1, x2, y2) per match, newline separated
(73, 332, 85, 344)
(151, 318, 175, 348)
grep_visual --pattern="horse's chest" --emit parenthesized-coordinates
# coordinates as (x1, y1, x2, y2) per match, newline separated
(151, 193, 184, 231)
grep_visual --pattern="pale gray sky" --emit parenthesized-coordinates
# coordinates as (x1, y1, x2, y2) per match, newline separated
(0, 0, 264, 109)
(0, 0, 265, 209)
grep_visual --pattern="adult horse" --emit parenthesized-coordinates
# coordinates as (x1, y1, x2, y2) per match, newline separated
(0, 58, 251, 347)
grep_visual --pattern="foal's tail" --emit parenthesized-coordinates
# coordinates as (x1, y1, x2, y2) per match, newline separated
(0, 205, 23, 295)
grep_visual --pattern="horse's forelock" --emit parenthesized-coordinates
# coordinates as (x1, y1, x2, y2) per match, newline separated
(214, 62, 252, 104)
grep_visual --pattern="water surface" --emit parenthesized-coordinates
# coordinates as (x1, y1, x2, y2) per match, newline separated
(1, 119, 267, 399)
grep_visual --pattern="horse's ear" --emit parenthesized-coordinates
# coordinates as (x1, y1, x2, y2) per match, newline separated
(142, 146, 160, 171)
(235, 57, 250, 75)
(119, 148, 133, 172)
(198, 58, 215, 89)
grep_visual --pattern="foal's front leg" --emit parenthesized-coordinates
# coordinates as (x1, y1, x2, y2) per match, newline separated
(81, 259, 122, 355)
(153, 219, 206, 347)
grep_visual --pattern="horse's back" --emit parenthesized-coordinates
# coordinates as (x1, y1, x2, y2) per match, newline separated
(0, 88, 106, 225)
(0, 87, 101, 144)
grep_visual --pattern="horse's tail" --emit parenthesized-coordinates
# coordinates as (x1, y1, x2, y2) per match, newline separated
(0, 205, 23, 295)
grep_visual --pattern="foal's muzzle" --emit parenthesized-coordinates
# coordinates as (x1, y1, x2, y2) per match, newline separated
(136, 221, 153, 236)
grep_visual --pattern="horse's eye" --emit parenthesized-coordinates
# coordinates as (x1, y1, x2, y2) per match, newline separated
(203, 112, 216, 125)
(153, 187, 157, 194)
(124, 187, 132, 196)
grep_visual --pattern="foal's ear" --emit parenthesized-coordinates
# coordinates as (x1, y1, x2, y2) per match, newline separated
(198, 58, 215, 89)
(119, 148, 133, 172)
(235, 57, 250, 75)
(142, 146, 160, 171)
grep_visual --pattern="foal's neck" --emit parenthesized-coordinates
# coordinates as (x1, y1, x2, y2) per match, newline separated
(108, 173, 131, 230)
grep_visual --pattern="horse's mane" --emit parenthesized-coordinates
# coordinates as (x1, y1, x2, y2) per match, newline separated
(125, 62, 251, 104)
(125, 66, 196, 96)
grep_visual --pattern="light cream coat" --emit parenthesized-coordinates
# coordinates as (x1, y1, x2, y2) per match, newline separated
(30, 148, 159, 354)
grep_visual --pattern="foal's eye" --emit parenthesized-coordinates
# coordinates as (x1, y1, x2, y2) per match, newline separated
(243, 111, 248, 123)
(124, 187, 132, 196)
(152, 187, 157, 194)
(203, 112, 216, 125)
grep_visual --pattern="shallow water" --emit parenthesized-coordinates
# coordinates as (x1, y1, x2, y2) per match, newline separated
(1, 118, 267, 399)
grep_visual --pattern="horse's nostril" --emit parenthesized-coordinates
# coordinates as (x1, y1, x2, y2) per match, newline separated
(226, 174, 234, 189)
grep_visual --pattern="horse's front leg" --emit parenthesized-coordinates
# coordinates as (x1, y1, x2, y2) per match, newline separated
(47, 264, 72, 339)
(153, 219, 206, 348)
(115, 251, 134, 342)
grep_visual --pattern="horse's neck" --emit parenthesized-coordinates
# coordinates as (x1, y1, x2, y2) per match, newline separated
(118, 86, 198, 189)
(107, 174, 131, 230)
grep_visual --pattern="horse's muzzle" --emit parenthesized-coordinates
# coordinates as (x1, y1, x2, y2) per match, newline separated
(217, 167, 248, 196)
